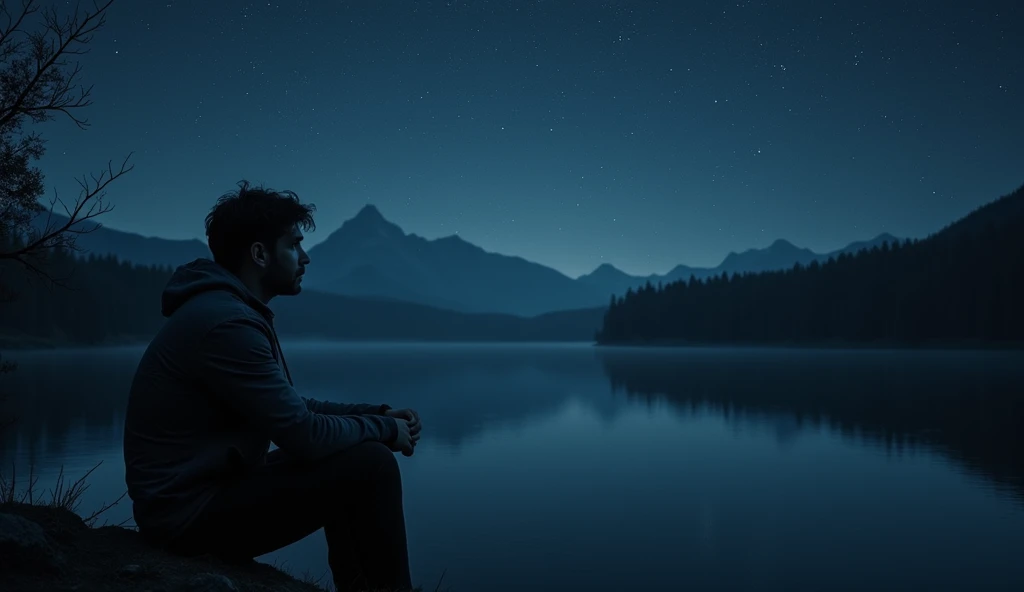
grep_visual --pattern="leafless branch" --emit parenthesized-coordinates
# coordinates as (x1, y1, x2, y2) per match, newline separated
(0, 0, 116, 131)
(0, 2, 39, 64)
(0, 152, 133, 265)
(0, 0, 126, 292)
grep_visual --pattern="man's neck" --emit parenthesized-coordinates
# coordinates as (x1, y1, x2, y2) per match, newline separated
(235, 269, 273, 304)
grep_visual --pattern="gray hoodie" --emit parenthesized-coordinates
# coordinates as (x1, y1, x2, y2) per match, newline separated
(123, 258, 398, 543)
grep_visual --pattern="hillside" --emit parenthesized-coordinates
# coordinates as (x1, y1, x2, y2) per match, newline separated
(0, 246, 604, 348)
(29, 212, 210, 268)
(596, 184, 1024, 346)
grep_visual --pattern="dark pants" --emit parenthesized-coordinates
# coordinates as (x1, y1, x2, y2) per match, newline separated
(167, 442, 413, 592)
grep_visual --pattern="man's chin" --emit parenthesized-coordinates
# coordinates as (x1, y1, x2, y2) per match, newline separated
(276, 281, 303, 297)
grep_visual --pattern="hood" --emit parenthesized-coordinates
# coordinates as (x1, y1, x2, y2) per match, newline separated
(161, 258, 273, 319)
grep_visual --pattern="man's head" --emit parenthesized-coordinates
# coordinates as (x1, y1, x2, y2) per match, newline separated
(205, 180, 315, 302)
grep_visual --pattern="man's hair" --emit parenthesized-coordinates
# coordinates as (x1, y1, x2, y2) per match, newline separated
(205, 180, 316, 273)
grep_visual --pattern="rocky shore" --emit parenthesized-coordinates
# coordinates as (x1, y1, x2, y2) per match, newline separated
(0, 502, 337, 592)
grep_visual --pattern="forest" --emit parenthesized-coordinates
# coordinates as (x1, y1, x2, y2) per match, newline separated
(3, 183, 1022, 348)
(0, 235, 605, 346)
(0, 234, 173, 346)
(596, 184, 1024, 346)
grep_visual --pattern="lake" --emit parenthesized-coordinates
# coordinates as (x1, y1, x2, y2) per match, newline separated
(2, 342, 1024, 592)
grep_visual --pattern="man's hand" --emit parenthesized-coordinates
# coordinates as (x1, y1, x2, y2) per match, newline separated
(385, 408, 421, 439)
(385, 408, 421, 457)
(388, 418, 418, 457)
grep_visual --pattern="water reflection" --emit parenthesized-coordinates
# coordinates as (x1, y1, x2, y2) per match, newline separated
(3, 343, 1024, 592)
(4, 343, 1024, 501)
(596, 346, 1024, 505)
(0, 342, 616, 465)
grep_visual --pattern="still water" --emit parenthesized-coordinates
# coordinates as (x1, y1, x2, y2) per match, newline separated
(2, 343, 1023, 592)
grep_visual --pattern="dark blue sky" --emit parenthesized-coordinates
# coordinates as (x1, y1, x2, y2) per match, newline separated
(38, 0, 1022, 277)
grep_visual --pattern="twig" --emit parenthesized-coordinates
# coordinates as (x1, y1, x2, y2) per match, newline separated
(433, 568, 447, 592)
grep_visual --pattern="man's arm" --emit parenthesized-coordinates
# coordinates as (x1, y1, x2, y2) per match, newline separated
(200, 317, 399, 461)
(303, 399, 389, 417)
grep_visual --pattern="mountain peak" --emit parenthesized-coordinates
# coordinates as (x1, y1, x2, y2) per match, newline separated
(344, 203, 401, 235)
(313, 203, 406, 247)
(578, 262, 628, 282)
(768, 238, 798, 250)
(353, 204, 385, 223)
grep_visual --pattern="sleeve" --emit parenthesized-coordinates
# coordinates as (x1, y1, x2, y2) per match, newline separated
(303, 399, 387, 416)
(199, 317, 399, 461)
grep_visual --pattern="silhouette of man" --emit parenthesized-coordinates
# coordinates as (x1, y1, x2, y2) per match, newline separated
(123, 181, 418, 592)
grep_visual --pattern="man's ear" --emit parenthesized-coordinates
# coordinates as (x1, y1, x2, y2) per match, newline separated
(249, 242, 269, 269)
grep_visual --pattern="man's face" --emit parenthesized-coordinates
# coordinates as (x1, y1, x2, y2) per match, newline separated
(262, 225, 310, 297)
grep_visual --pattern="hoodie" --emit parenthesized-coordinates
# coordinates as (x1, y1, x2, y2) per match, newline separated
(123, 258, 398, 544)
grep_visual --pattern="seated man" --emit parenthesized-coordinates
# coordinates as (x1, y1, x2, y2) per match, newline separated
(123, 181, 419, 592)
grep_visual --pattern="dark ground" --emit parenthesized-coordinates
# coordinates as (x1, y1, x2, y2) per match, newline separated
(0, 502, 345, 592)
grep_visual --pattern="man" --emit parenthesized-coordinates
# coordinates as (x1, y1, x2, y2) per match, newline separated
(123, 181, 419, 592)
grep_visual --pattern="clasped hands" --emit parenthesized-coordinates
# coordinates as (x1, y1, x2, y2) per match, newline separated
(384, 408, 421, 457)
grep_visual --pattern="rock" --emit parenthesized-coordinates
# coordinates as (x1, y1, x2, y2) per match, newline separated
(119, 563, 144, 576)
(180, 573, 238, 592)
(0, 511, 65, 573)
(118, 562, 160, 579)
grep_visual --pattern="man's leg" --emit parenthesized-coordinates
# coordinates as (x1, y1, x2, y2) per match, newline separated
(168, 441, 412, 592)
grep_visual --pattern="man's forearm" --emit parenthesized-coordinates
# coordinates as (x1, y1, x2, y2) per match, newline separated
(303, 398, 390, 416)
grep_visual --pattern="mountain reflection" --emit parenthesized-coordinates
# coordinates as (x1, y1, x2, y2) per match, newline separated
(5, 343, 1024, 511)
(596, 346, 1024, 504)
(0, 343, 614, 460)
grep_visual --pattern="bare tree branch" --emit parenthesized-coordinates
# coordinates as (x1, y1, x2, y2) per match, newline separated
(0, 0, 127, 290)
(0, 0, 115, 131)
(1, 152, 133, 258)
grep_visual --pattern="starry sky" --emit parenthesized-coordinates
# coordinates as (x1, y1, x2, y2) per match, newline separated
(35, 0, 1023, 278)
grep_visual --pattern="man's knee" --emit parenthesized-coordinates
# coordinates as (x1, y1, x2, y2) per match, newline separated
(323, 441, 400, 484)
(353, 440, 400, 475)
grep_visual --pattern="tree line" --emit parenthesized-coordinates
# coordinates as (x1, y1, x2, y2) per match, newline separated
(596, 185, 1024, 346)
(0, 233, 171, 346)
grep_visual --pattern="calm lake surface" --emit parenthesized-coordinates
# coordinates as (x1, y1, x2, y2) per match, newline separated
(2, 342, 1024, 592)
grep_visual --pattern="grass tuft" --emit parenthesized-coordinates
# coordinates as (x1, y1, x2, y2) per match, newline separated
(0, 460, 129, 527)
(0, 461, 445, 592)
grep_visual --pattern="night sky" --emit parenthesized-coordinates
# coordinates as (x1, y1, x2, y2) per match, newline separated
(37, 0, 1022, 278)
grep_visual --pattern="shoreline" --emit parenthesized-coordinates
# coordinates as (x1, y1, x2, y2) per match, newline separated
(594, 338, 1024, 351)
(0, 502, 337, 592)
(4, 335, 1024, 353)
(0, 334, 154, 351)
(0, 335, 599, 352)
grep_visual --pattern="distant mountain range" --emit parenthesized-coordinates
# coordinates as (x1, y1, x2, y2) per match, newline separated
(576, 234, 902, 300)
(595, 182, 1024, 346)
(300, 205, 605, 316)
(30, 212, 211, 269)
(33, 206, 902, 316)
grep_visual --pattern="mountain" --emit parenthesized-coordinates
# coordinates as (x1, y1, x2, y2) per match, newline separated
(596, 183, 1024, 346)
(575, 263, 663, 302)
(931, 186, 1024, 240)
(302, 205, 602, 316)
(304, 204, 907, 315)
(271, 290, 606, 342)
(832, 232, 900, 257)
(578, 232, 904, 298)
(28, 204, 905, 317)
(0, 244, 607, 346)
(29, 212, 210, 269)
(717, 239, 820, 275)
